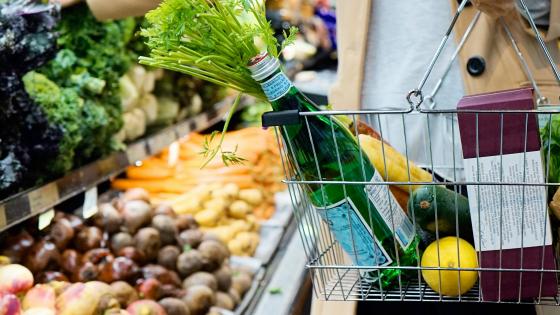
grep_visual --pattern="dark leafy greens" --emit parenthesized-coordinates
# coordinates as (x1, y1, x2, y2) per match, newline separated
(0, 0, 63, 199)
(38, 3, 136, 164)
(541, 115, 560, 188)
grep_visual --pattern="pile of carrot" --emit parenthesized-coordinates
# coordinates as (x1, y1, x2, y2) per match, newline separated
(112, 127, 286, 220)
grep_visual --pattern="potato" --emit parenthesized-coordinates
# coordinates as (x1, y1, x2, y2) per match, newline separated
(213, 265, 232, 292)
(122, 200, 152, 234)
(175, 214, 198, 231)
(176, 250, 203, 277)
(231, 273, 252, 296)
(110, 232, 134, 253)
(197, 240, 228, 271)
(215, 292, 234, 310)
(154, 204, 176, 218)
(182, 285, 215, 315)
(222, 183, 239, 199)
(158, 297, 190, 315)
(238, 189, 263, 206)
(110, 281, 139, 307)
(228, 288, 240, 306)
(202, 199, 227, 213)
(135, 227, 161, 262)
(94, 203, 123, 234)
(206, 307, 223, 315)
(73, 227, 102, 252)
(194, 209, 220, 227)
(177, 230, 203, 249)
(228, 200, 251, 219)
(123, 188, 151, 203)
(151, 215, 178, 246)
(182, 272, 217, 291)
(158, 246, 181, 271)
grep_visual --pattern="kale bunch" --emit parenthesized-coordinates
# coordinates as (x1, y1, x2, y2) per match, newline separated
(0, 0, 59, 73)
(0, 0, 63, 199)
(38, 4, 137, 164)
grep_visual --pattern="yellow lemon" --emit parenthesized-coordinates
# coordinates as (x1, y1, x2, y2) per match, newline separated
(421, 236, 478, 296)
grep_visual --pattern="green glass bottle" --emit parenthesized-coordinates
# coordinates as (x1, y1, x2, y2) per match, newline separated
(248, 53, 418, 287)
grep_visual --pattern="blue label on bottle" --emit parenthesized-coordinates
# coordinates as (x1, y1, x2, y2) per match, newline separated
(261, 72, 292, 101)
(316, 198, 392, 267)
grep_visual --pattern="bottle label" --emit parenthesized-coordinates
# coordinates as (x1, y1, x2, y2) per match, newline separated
(364, 171, 415, 250)
(261, 72, 292, 101)
(315, 198, 393, 267)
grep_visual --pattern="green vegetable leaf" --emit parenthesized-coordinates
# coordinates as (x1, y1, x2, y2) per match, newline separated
(269, 287, 282, 294)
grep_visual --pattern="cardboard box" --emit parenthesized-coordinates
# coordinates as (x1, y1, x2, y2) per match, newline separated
(457, 88, 557, 301)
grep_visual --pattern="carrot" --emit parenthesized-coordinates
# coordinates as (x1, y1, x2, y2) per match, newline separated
(112, 179, 193, 193)
(126, 166, 174, 179)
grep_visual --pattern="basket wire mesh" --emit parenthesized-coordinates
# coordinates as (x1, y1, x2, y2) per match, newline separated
(270, 0, 560, 305)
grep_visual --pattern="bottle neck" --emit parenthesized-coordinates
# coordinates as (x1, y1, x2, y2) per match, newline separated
(248, 53, 315, 111)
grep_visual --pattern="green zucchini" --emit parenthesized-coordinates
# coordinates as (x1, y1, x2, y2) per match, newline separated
(408, 185, 473, 244)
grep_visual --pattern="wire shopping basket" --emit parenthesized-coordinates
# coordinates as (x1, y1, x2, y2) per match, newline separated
(264, 0, 560, 304)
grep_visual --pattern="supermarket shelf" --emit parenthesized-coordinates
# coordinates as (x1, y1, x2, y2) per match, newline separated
(243, 218, 311, 315)
(0, 98, 243, 233)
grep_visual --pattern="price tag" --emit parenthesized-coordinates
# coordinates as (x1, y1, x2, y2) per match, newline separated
(127, 142, 147, 164)
(168, 142, 180, 166)
(38, 209, 55, 230)
(0, 205, 6, 227)
(148, 130, 176, 154)
(83, 187, 98, 219)
(28, 183, 59, 214)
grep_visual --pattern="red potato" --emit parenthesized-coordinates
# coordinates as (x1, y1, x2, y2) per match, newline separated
(142, 265, 182, 287)
(22, 284, 55, 311)
(118, 247, 146, 265)
(23, 240, 61, 273)
(2, 230, 34, 263)
(48, 218, 74, 250)
(0, 264, 34, 295)
(59, 214, 85, 231)
(72, 262, 99, 283)
(74, 227, 103, 252)
(82, 248, 113, 265)
(0, 293, 22, 315)
(60, 250, 81, 274)
(126, 300, 166, 315)
(36, 272, 68, 283)
(108, 257, 141, 283)
(136, 278, 162, 300)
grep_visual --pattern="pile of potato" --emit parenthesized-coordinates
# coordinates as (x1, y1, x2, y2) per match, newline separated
(164, 183, 262, 257)
(0, 188, 254, 315)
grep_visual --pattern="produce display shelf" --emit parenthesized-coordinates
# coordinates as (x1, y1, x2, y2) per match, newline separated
(0, 99, 243, 233)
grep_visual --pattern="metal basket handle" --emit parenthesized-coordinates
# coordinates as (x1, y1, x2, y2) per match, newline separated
(407, 0, 560, 111)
